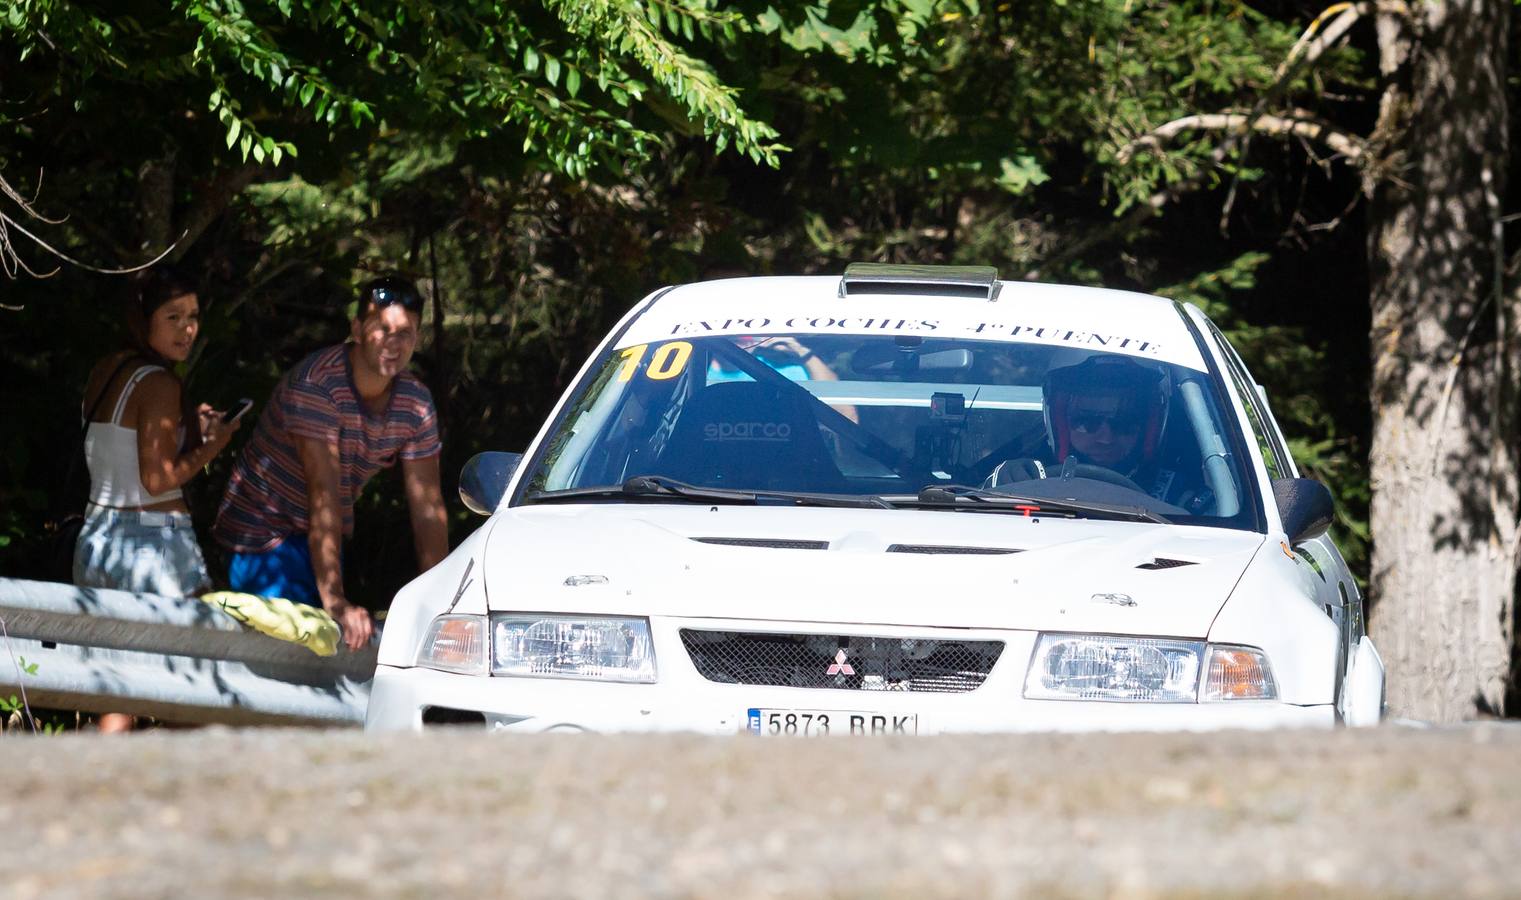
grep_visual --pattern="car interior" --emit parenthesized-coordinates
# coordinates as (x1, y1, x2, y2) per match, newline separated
(526, 333, 1249, 524)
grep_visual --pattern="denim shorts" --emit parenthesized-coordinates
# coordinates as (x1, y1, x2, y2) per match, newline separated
(73, 507, 212, 599)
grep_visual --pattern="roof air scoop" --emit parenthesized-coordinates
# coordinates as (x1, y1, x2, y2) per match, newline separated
(839, 263, 1001, 301)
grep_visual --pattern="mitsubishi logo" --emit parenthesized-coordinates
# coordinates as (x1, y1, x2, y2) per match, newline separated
(1091, 592, 1138, 607)
(826, 649, 856, 676)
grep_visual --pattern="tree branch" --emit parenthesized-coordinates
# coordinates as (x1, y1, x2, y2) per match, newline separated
(137, 154, 177, 256)
(1026, 1, 1392, 279)
(168, 165, 259, 263)
(0, 169, 65, 225)
(1118, 110, 1366, 164)
(0, 170, 179, 287)
(0, 209, 177, 281)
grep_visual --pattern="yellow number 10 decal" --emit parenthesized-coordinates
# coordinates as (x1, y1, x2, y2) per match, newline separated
(648, 341, 693, 380)
(615, 341, 693, 382)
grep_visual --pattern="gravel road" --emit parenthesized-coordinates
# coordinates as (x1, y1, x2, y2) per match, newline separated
(3, 724, 1518, 899)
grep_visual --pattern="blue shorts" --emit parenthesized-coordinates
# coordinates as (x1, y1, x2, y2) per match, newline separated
(227, 535, 324, 608)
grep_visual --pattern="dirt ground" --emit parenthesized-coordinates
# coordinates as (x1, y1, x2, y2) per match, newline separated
(2, 723, 1518, 899)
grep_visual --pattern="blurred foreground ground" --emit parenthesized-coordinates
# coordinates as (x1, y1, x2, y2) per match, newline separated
(2, 724, 1518, 899)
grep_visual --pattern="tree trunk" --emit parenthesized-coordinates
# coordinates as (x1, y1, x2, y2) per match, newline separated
(1366, 0, 1517, 720)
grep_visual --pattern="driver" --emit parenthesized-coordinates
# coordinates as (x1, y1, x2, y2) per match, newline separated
(985, 354, 1210, 511)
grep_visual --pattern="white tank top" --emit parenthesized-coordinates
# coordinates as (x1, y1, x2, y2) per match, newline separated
(83, 365, 185, 507)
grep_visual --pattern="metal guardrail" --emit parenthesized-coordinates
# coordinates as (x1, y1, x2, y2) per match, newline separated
(0, 577, 373, 726)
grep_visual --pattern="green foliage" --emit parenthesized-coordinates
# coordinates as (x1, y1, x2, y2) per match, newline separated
(0, 0, 800, 176)
(0, 0, 1378, 596)
(1, 654, 40, 734)
(1091, 1, 1366, 212)
(546, 0, 783, 165)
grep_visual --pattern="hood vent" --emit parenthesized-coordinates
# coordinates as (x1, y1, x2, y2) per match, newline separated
(692, 537, 829, 550)
(888, 544, 1022, 555)
(1137, 557, 1197, 570)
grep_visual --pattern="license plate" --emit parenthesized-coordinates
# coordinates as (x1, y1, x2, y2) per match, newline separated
(746, 708, 918, 736)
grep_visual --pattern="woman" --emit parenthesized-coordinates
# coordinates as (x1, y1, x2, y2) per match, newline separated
(73, 269, 240, 732)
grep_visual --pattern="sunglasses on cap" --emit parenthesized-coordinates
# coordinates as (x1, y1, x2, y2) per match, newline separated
(360, 278, 425, 314)
(1070, 410, 1145, 435)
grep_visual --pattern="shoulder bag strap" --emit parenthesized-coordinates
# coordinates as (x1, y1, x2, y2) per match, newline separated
(58, 355, 145, 520)
(81, 355, 144, 427)
(109, 365, 164, 425)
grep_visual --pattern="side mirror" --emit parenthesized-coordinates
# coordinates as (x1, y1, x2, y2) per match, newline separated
(459, 451, 523, 516)
(1272, 478, 1334, 544)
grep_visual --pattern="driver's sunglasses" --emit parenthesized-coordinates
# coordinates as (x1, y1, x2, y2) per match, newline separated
(1070, 410, 1144, 435)
(366, 284, 425, 313)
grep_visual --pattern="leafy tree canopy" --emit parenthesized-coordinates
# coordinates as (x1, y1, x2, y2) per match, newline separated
(3, 0, 959, 178)
(0, 0, 1380, 595)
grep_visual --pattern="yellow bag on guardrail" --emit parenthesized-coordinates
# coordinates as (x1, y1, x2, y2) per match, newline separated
(199, 591, 341, 657)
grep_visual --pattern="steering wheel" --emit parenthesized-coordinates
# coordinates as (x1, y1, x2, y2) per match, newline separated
(1065, 462, 1147, 494)
(968, 424, 1049, 485)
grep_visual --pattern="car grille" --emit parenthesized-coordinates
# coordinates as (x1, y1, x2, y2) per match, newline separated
(680, 629, 1004, 693)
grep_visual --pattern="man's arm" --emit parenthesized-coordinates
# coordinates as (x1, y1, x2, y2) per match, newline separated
(402, 453, 449, 572)
(296, 434, 373, 650)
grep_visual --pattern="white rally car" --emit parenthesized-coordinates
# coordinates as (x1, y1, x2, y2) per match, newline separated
(366, 265, 1385, 734)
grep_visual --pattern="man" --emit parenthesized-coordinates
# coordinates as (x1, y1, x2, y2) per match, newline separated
(1049, 354, 1166, 477)
(984, 354, 1207, 510)
(214, 276, 448, 649)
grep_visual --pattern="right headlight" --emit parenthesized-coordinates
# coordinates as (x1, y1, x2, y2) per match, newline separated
(1025, 634, 1204, 702)
(1201, 644, 1277, 701)
(1024, 634, 1277, 702)
(490, 613, 657, 683)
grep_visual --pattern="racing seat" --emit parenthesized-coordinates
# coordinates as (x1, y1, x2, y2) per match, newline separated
(654, 381, 846, 493)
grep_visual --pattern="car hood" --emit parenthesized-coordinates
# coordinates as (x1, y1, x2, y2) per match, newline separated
(482, 504, 1266, 638)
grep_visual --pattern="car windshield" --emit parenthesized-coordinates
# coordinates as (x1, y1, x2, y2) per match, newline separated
(519, 330, 1257, 529)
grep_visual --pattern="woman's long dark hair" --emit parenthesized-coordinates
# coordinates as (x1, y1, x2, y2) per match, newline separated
(122, 267, 201, 450)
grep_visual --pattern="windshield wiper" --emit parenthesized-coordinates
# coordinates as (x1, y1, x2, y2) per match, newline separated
(899, 484, 1169, 524)
(524, 475, 896, 509)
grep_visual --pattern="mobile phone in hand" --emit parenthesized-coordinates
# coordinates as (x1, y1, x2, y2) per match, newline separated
(227, 398, 255, 423)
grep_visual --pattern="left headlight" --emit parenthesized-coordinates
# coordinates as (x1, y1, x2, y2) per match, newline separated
(491, 614, 657, 683)
(1023, 634, 1277, 702)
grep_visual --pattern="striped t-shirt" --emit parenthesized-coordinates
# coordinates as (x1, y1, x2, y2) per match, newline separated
(214, 344, 441, 554)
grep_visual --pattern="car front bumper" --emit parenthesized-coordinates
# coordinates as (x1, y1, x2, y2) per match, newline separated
(365, 619, 1335, 733)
